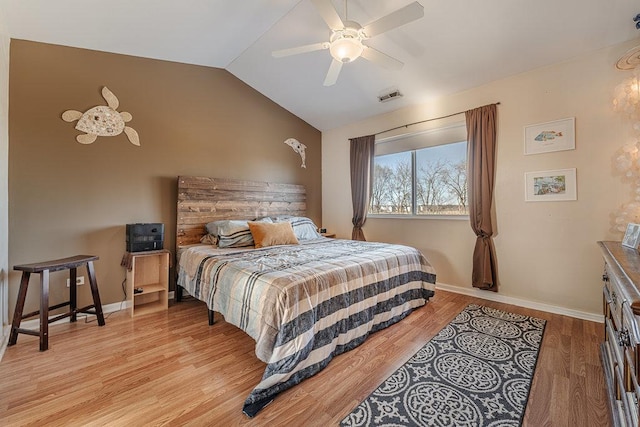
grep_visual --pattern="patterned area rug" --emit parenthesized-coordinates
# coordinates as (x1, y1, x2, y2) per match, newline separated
(340, 304, 546, 427)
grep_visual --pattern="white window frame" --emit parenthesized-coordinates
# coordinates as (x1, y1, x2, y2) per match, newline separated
(368, 123, 469, 220)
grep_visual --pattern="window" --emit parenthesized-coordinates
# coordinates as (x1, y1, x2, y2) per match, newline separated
(369, 124, 468, 217)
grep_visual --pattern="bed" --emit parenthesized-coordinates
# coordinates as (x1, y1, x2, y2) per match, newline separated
(175, 176, 436, 416)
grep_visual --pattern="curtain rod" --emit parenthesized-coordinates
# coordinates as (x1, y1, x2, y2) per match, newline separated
(373, 102, 501, 137)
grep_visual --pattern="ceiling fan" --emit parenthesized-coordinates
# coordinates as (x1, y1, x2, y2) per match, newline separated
(272, 0, 424, 86)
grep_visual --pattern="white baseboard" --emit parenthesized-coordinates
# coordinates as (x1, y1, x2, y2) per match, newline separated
(436, 282, 604, 323)
(0, 291, 177, 362)
(1, 286, 600, 362)
(17, 300, 130, 330)
(0, 324, 9, 362)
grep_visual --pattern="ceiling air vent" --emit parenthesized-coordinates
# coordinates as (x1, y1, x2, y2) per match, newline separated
(378, 89, 403, 103)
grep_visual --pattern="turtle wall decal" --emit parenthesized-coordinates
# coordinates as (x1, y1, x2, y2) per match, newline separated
(62, 86, 140, 146)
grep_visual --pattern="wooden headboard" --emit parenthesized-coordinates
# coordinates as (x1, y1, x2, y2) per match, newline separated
(176, 176, 307, 247)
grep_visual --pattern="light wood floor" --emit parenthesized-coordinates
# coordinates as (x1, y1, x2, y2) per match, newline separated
(0, 290, 609, 426)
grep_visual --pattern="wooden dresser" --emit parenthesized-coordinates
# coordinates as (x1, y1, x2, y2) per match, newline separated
(599, 241, 640, 426)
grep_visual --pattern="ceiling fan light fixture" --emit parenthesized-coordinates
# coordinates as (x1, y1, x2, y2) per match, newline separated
(329, 32, 363, 63)
(273, 1, 425, 85)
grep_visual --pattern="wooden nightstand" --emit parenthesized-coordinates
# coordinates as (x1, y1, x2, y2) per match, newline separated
(122, 250, 169, 317)
(321, 233, 336, 238)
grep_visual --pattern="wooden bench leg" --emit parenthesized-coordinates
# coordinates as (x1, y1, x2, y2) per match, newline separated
(69, 267, 77, 322)
(86, 261, 105, 326)
(8, 272, 30, 346)
(40, 270, 49, 351)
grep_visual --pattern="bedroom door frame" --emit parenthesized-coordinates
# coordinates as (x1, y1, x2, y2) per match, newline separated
(0, 8, 9, 345)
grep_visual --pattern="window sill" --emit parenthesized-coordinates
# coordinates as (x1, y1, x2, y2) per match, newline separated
(368, 214, 469, 221)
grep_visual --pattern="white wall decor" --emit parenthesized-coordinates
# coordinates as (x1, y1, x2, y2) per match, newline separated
(284, 138, 306, 168)
(62, 86, 140, 146)
(524, 168, 577, 202)
(612, 68, 640, 232)
(524, 117, 575, 155)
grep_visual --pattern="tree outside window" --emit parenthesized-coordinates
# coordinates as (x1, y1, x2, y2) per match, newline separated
(369, 141, 468, 216)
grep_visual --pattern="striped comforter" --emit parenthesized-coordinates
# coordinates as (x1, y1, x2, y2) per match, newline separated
(177, 238, 436, 416)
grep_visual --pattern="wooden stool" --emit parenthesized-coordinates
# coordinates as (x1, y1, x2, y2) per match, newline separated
(9, 255, 106, 351)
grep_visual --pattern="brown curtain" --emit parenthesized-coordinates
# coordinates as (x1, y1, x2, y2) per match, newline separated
(466, 104, 498, 291)
(349, 135, 375, 241)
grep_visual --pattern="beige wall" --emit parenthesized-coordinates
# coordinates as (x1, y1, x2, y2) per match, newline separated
(8, 40, 321, 317)
(322, 39, 638, 317)
(0, 5, 8, 329)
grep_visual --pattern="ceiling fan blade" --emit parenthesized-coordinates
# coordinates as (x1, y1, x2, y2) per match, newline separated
(323, 59, 343, 86)
(272, 42, 329, 58)
(362, 1, 424, 38)
(361, 46, 404, 70)
(311, 0, 344, 30)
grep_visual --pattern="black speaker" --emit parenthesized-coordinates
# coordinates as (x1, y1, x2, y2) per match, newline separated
(126, 223, 164, 252)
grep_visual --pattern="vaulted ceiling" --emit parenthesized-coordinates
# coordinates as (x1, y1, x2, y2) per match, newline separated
(5, 0, 640, 130)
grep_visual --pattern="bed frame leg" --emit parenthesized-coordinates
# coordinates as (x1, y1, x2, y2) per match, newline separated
(175, 285, 183, 302)
(208, 309, 215, 325)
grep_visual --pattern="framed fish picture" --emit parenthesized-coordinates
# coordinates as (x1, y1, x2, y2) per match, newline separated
(524, 117, 575, 155)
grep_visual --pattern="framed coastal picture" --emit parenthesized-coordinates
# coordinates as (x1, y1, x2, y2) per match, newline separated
(622, 223, 640, 249)
(524, 117, 575, 155)
(524, 168, 577, 202)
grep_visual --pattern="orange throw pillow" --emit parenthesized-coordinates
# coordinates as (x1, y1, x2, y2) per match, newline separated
(248, 221, 299, 248)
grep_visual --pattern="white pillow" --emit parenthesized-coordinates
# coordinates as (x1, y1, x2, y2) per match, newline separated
(214, 218, 273, 248)
(274, 216, 322, 240)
